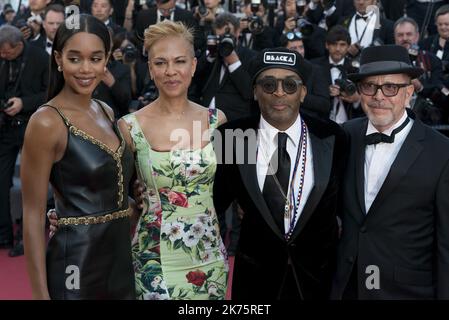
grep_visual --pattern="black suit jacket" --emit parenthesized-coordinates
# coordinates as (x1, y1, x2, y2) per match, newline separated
(0, 43, 49, 119)
(195, 46, 256, 121)
(93, 60, 132, 119)
(306, 0, 355, 30)
(135, 7, 202, 50)
(332, 112, 449, 299)
(213, 113, 347, 299)
(310, 56, 364, 120)
(302, 62, 331, 120)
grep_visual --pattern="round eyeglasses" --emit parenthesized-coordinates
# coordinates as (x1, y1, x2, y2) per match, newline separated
(357, 82, 411, 97)
(256, 77, 303, 94)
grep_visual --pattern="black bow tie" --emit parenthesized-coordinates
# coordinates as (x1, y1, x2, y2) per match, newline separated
(364, 117, 410, 145)
(356, 14, 368, 21)
(330, 63, 344, 71)
(46, 41, 52, 48)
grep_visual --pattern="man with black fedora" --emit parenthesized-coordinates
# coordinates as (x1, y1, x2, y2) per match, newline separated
(331, 44, 449, 299)
(213, 47, 347, 299)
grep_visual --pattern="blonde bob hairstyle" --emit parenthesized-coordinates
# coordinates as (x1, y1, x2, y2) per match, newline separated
(144, 20, 195, 58)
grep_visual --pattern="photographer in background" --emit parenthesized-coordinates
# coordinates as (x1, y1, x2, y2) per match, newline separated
(275, 0, 326, 59)
(306, 0, 354, 30)
(112, 31, 154, 112)
(1, 4, 16, 26)
(91, 0, 126, 35)
(311, 25, 363, 123)
(92, 29, 132, 118)
(135, 0, 202, 52)
(239, 0, 279, 51)
(14, 0, 51, 41)
(0, 25, 48, 256)
(339, 0, 394, 62)
(395, 18, 444, 99)
(30, 4, 65, 55)
(280, 30, 331, 119)
(194, 12, 256, 120)
(193, 0, 226, 44)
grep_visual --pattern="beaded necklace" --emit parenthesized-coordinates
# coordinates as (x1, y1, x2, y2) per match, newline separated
(257, 118, 308, 240)
(285, 118, 308, 241)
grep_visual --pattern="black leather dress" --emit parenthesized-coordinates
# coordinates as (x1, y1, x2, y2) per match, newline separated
(45, 102, 135, 300)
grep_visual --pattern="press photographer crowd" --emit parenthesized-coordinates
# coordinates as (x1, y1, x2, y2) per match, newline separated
(1, 0, 449, 301)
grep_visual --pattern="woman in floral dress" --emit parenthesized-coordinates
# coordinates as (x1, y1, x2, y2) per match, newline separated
(121, 21, 228, 300)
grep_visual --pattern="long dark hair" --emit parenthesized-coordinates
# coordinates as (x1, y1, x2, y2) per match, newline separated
(47, 14, 112, 100)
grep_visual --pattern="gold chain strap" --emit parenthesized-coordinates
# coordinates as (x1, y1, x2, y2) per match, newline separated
(58, 209, 131, 226)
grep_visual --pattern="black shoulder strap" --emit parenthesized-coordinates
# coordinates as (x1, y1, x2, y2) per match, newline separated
(39, 104, 71, 127)
(93, 99, 114, 123)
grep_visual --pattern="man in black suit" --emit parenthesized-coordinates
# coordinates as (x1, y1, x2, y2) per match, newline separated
(91, 0, 126, 35)
(311, 25, 364, 123)
(30, 4, 65, 55)
(135, 0, 202, 51)
(306, 0, 355, 31)
(0, 25, 49, 255)
(213, 47, 347, 299)
(331, 45, 449, 299)
(195, 13, 256, 121)
(338, 0, 395, 61)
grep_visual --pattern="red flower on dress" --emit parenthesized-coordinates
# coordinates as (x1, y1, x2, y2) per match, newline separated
(186, 270, 207, 287)
(159, 188, 188, 207)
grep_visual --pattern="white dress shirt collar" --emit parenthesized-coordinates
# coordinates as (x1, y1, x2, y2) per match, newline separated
(259, 113, 301, 149)
(366, 110, 409, 136)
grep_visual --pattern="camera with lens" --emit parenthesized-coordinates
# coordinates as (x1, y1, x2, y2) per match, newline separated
(207, 34, 219, 58)
(0, 99, 13, 111)
(218, 31, 236, 57)
(198, 5, 209, 17)
(335, 78, 357, 96)
(296, 16, 314, 36)
(121, 44, 138, 63)
(14, 19, 30, 31)
(408, 44, 419, 61)
(143, 85, 159, 103)
(247, 0, 264, 34)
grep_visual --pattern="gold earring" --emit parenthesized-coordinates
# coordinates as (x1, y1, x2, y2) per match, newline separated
(57, 65, 62, 72)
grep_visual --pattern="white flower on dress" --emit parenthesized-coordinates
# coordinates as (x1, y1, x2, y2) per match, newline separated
(207, 283, 219, 297)
(191, 222, 206, 239)
(196, 214, 209, 225)
(162, 222, 184, 242)
(143, 292, 161, 300)
(183, 230, 200, 247)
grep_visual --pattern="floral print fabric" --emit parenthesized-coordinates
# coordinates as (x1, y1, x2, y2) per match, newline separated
(123, 109, 228, 300)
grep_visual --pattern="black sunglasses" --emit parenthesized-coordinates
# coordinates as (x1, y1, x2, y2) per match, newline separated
(256, 77, 303, 94)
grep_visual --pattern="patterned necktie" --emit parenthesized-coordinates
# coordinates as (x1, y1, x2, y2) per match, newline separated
(364, 117, 410, 145)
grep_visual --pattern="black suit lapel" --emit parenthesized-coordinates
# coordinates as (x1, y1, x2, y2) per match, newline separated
(202, 59, 221, 94)
(354, 119, 368, 218)
(367, 119, 425, 216)
(289, 131, 335, 241)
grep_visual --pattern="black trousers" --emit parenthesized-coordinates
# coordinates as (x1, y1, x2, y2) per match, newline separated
(0, 120, 26, 242)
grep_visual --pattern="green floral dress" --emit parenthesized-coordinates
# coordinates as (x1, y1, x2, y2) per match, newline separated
(123, 108, 228, 300)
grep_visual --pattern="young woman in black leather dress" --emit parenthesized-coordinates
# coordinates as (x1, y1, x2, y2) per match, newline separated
(21, 14, 136, 300)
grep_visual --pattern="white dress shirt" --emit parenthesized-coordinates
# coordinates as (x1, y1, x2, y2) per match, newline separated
(257, 114, 315, 233)
(349, 11, 376, 48)
(45, 37, 53, 56)
(364, 111, 413, 212)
